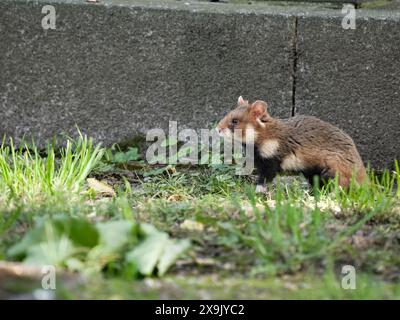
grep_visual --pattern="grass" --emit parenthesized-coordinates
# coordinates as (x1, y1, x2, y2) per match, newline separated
(0, 134, 104, 206)
(0, 136, 399, 299)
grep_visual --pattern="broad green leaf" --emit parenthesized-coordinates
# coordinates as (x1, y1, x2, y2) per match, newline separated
(139, 222, 161, 236)
(157, 239, 190, 276)
(50, 216, 99, 248)
(96, 220, 137, 254)
(7, 220, 49, 259)
(65, 257, 85, 271)
(8, 215, 189, 279)
(125, 147, 139, 161)
(125, 232, 168, 276)
(113, 152, 127, 163)
(7, 215, 99, 259)
(113, 148, 139, 163)
(24, 236, 77, 267)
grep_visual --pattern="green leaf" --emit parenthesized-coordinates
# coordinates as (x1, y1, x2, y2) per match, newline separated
(113, 148, 139, 164)
(96, 220, 137, 254)
(125, 223, 190, 276)
(139, 222, 160, 236)
(7, 215, 99, 259)
(23, 236, 78, 267)
(7, 215, 190, 279)
(125, 231, 168, 276)
(113, 152, 127, 163)
(125, 147, 139, 161)
(157, 239, 190, 276)
(65, 257, 86, 271)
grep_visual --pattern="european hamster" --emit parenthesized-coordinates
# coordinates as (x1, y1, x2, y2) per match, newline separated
(216, 96, 366, 191)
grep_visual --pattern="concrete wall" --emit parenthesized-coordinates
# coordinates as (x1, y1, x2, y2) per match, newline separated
(296, 13, 400, 169)
(1, 0, 399, 169)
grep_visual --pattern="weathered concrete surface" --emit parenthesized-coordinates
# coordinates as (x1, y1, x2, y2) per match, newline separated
(296, 11, 400, 169)
(0, 0, 295, 146)
(1, 0, 400, 169)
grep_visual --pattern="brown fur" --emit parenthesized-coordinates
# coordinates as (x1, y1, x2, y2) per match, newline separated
(217, 98, 366, 188)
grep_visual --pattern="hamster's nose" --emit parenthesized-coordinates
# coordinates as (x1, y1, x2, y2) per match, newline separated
(216, 127, 225, 137)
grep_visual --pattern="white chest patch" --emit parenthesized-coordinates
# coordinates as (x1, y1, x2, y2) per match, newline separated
(244, 124, 258, 144)
(281, 154, 305, 171)
(258, 139, 279, 158)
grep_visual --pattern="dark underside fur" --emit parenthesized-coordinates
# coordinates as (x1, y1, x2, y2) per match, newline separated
(253, 146, 330, 188)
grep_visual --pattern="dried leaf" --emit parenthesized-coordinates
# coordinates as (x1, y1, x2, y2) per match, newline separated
(87, 178, 116, 197)
(180, 219, 204, 232)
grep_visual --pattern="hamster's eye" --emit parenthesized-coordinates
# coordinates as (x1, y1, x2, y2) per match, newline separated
(231, 119, 239, 125)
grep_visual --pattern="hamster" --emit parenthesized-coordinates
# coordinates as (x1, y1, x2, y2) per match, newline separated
(216, 96, 366, 191)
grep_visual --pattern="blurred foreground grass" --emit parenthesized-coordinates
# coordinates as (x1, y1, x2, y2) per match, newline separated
(0, 136, 399, 299)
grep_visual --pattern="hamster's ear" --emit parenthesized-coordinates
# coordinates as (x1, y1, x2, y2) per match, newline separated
(237, 96, 248, 106)
(249, 100, 270, 121)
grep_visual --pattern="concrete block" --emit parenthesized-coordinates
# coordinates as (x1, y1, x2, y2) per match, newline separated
(296, 10, 400, 169)
(0, 0, 295, 146)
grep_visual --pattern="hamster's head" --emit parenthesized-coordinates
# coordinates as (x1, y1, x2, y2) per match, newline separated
(216, 96, 271, 144)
